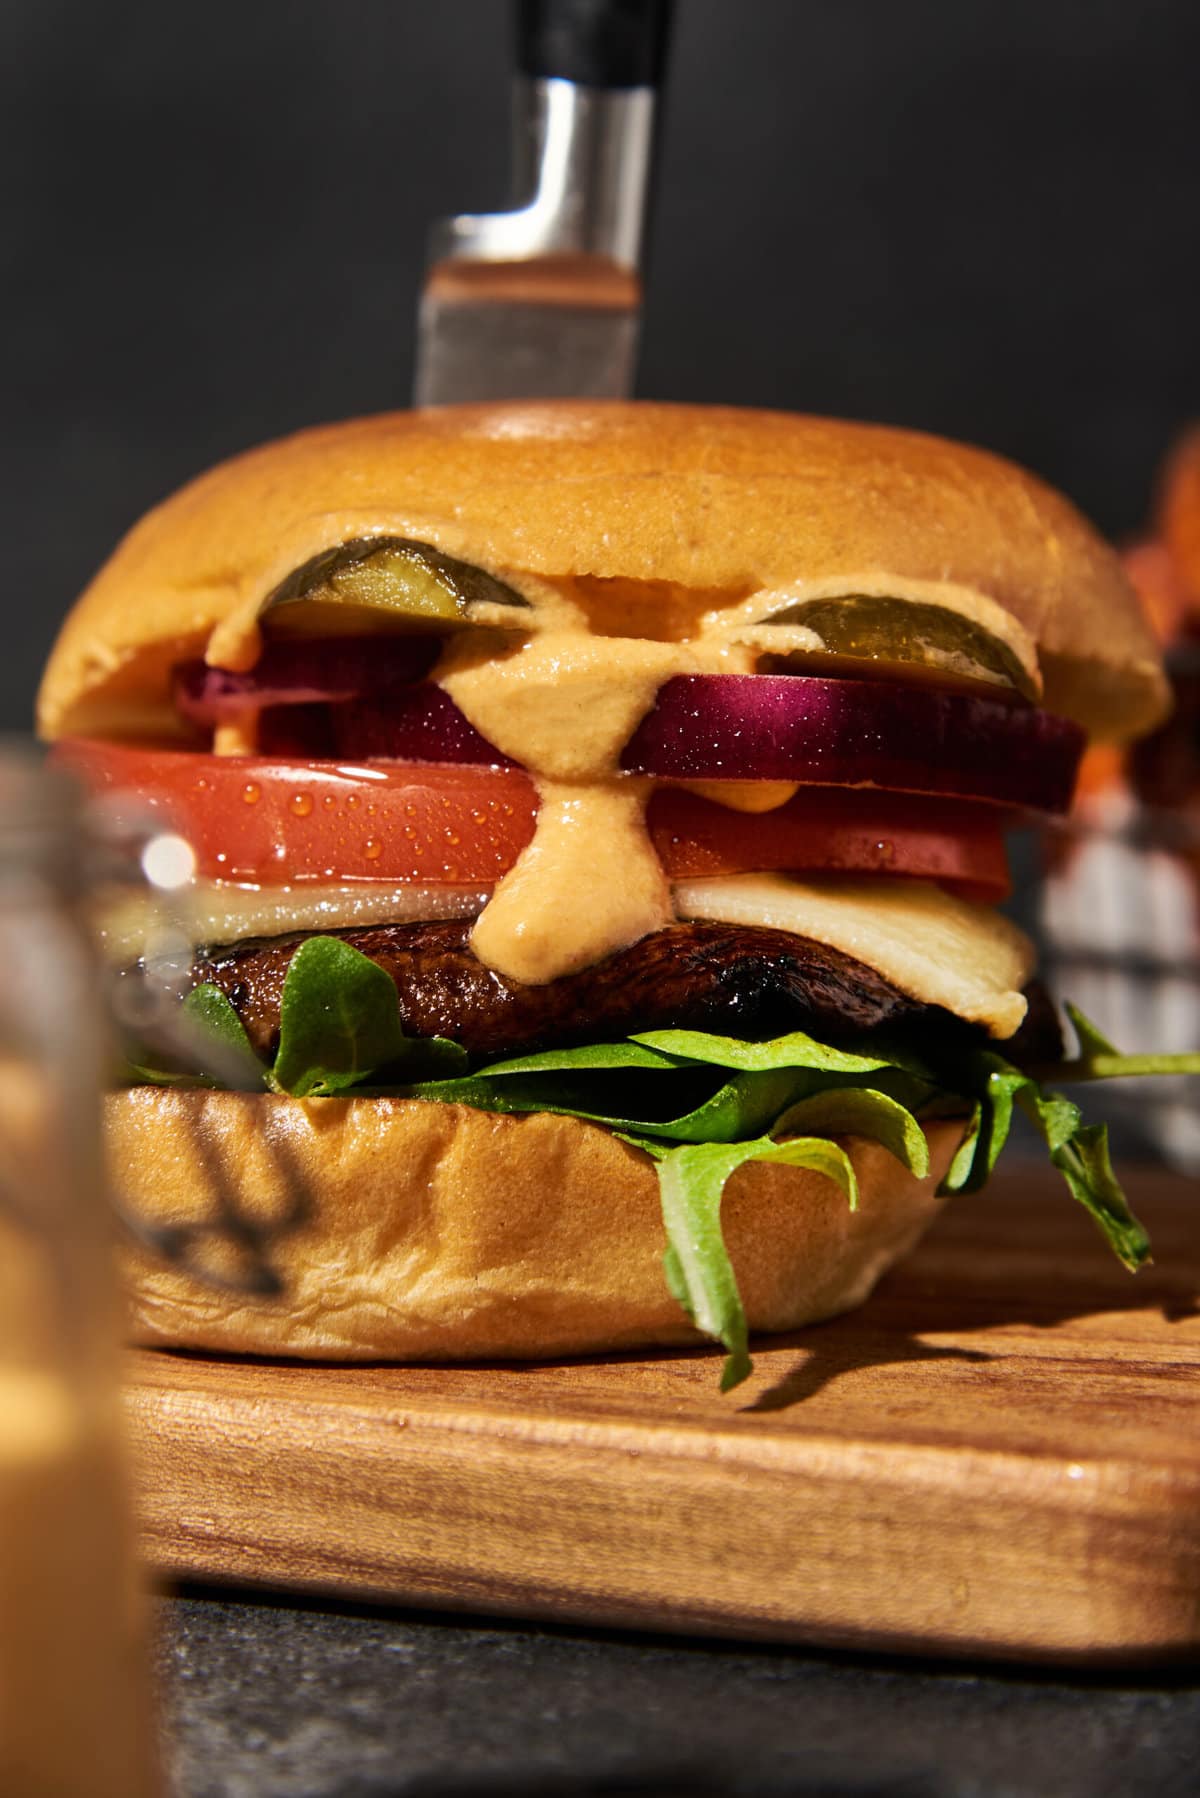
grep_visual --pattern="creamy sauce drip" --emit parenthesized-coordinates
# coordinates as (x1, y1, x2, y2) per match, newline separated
(201, 561, 1026, 995)
(435, 584, 758, 984)
(681, 780, 801, 814)
(468, 779, 668, 983)
(213, 711, 261, 757)
(207, 611, 263, 673)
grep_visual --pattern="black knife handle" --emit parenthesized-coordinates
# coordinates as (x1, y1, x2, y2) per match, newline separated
(515, 0, 674, 90)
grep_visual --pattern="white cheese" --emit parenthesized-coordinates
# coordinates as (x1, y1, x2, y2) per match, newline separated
(98, 881, 490, 962)
(102, 866, 1032, 1043)
(674, 873, 1033, 1039)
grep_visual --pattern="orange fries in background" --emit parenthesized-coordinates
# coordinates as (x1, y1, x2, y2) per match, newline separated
(1071, 428, 1200, 810)
(1161, 426, 1200, 606)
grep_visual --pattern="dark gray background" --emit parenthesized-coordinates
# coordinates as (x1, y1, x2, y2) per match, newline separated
(6, 0, 1199, 732)
(159, 1591, 1200, 1797)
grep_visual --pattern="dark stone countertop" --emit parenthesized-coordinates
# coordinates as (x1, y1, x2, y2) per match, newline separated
(156, 1588, 1200, 1798)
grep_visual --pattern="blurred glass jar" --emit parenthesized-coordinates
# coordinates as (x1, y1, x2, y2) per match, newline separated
(0, 749, 158, 1796)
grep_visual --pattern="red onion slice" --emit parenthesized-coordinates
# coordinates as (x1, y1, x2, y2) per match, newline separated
(621, 675, 1084, 814)
(238, 663, 1084, 817)
(328, 686, 513, 766)
(173, 637, 440, 725)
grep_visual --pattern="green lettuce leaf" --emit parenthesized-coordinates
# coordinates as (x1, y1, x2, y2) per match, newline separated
(921, 1048, 1077, 1196)
(1064, 1002, 1119, 1059)
(1048, 1124, 1151, 1271)
(468, 1041, 685, 1076)
(1043, 1003, 1200, 1082)
(125, 983, 268, 1091)
(632, 1026, 901, 1076)
(411, 1064, 815, 1143)
(274, 937, 407, 1096)
(122, 971, 1192, 1394)
(182, 984, 271, 1091)
(772, 1087, 930, 1178)
(930, 1037, 1150, 1269)
(649, 1134, 858, 1391)
(938, 1103, 983, 1196)
(272, 937, 467, 1096)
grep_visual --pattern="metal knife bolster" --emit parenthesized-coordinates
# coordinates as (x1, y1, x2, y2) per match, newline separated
(424, 76, 655, 304)
(415, 78, 656, 404)
(415, 1, 672, 405)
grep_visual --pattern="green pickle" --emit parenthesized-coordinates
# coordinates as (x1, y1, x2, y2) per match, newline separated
(761, 595, 1035, 697)
(261, 537, 529, 636)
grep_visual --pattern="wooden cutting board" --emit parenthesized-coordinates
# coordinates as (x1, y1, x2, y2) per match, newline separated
(122, 1167, 1200, 1665)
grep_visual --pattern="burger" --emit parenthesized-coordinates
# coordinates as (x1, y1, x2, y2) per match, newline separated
(37, 403, 1191, 1389)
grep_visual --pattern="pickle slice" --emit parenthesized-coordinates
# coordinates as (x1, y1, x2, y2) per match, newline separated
(260, 537, 529, 637)
(757, 596, 1036, 698)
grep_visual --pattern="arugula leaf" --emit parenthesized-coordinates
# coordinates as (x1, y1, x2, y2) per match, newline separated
(939, 1103, 983, 1196)
(642, 1070, 814, 1143)
(411, 1065, 815, 1144)
(939, 1043, 1151, 1271)
(411, 1032, 940, 1149)
(181, 984, 271, 1090)
(1064, 1002, 1119, 1059)
(125, 983, 268, 1091)
(662, 1242, 692, 1317)
(1016, 1084, 1083, 1155)
(472, 1041, 685, 1076)
(919, 1047, 1078, 1197)
(616, 1131, 668, 1162)
(632, 1026, 899, 1076)
(123, 1056, 216, 1090)
(928, 1056, 1021, 1194)
(1055, 1048, 1200, 1080)
(1040, 1002, 1200, 1082)
(772, 1087, 930, 1179)
(122, 950, 1190, 1395)
(1048, 1124, 1151, 1271)
(273, 937, 411, 1097)
(654, 1135, 858, 1392)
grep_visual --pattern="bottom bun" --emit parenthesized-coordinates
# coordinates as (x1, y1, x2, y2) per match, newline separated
(110, 1090, 962, 1361)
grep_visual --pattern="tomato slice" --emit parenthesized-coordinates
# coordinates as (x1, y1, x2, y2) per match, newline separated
(647, 786, 1011, 900)
(55, 741, 1011, 900)
(57, 741, 537, 884)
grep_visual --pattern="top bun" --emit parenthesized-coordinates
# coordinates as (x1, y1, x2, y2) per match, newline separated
(38, 402, 1167, 742)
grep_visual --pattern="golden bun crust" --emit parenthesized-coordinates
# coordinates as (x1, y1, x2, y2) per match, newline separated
(110, 1088, 960, 1361)
(40, 402, 1165, 742)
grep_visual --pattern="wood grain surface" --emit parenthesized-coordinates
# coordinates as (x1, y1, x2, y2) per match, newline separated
(123, 1167, 1200, 1665)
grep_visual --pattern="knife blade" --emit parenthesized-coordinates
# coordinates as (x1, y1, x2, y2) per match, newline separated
(415, 0, 673, 407)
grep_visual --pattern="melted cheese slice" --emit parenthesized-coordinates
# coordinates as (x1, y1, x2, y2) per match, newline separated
(104, 868, 1031, 1041)
(98, 882, 490, 963)
(674, 873, 1033, 1038)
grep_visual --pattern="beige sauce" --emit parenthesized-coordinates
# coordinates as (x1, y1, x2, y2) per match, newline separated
(213, 710, 261, 757)
(469, 779, 668, 983)
(206, 609, 263, 673)
(203, 560, 1023, 1001)
(201, 564, 774, 987)
(436, 595, 756, 984)
(681, 780, 801, 814)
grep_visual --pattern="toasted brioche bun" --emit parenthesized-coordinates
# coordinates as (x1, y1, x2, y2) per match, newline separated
(111, 1088, 960, 1360)
(39, 402, 1165, 743)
